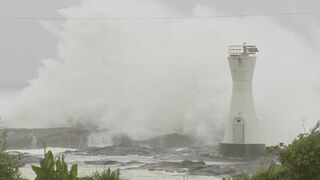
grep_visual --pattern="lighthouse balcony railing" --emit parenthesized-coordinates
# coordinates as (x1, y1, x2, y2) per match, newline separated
(229, 45, 257, 57)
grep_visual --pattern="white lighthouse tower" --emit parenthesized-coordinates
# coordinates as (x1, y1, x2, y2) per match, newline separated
(219, 43, 265, 157)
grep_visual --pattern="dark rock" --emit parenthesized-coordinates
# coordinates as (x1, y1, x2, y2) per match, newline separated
(84, 160, 119, 165)
(20, 154, 40, 164)
(121, 161, 144, 166)
(138, 133, 194, 149)
(75, 145, 158, 156)
(141, 160, 207, 173)
(112, 134, 134, 146)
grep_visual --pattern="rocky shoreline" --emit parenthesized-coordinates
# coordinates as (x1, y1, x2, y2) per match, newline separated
(66, 145, 275, 177)
(3, 128, 275, 178)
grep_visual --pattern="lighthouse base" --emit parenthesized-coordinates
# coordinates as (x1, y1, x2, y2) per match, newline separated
(219, 143, 265, 157)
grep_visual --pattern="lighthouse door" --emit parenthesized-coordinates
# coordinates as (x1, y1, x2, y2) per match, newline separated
(233, 117, 245, 144)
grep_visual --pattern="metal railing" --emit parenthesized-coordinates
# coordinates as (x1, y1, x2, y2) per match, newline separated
(229, 44, 258, 56)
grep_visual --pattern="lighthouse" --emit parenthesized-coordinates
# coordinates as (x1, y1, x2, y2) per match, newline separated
(219, 43, 265, 157)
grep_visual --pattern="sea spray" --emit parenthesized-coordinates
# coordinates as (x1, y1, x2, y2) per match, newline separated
(3, 0, 320, 145)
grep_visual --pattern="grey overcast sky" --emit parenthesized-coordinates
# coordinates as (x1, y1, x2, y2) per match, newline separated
(0, 0, 320, 90)
(0, 0, 77, 90)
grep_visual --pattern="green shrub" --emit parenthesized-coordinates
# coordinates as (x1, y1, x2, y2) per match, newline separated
(0, 131, 22, 180)
(32, 148, 121, 180)
(250, 121, 320, 180)
(92, 168, 120, 180)
(250, 163, 288, 180)
(81, 168, 120, 180)
(278, 121, 320, 179)
(32, 150, 78, 180)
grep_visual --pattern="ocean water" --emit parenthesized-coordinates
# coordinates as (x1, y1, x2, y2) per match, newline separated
(15, 148, 221, 180)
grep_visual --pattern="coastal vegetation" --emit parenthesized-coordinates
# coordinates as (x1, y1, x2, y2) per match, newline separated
(81, 169, 120, 180)
(248, 120, 320, 180)
(32, 150, 121, 180)
(0, 131, 22, 180)
(32, 150, 78, 180)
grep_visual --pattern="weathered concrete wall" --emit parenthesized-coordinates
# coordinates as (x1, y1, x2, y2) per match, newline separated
(219, 143, 265, 157)
(0, 128, 197, 150)
(0, 128, 89, 149)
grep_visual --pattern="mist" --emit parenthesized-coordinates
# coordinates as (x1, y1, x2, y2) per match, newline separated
(2, 0, 320, 145)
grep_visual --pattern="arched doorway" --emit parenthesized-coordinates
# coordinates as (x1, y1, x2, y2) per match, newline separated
(233, 117, 245, 144)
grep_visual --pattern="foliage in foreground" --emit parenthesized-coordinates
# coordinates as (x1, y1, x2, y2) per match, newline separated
(250, 121, 320, 180)
(81, 168, 121, 180)
(91, 168, 120, 180)
(32, 150, 78, 180)
(0, 131, 22, 180)
(32, 149, 121, 180)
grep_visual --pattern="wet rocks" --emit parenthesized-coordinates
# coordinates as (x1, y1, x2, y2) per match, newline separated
(141, 160, 207, 173)
(84, 160, 119, 165)
(137, 133, 195, 149)
(75, 145, 158, 157)
(20, 154, 40, 165)
(83, 160, 144, 167)
(139, 158, 274, 176)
